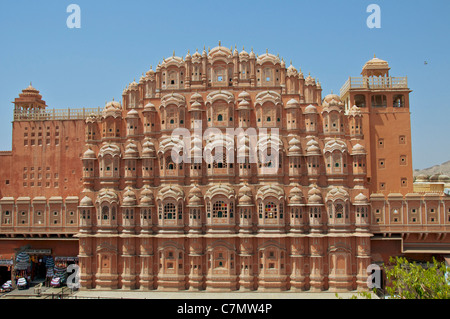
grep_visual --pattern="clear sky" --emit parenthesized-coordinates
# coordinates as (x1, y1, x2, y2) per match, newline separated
(0, 0, 449, 169)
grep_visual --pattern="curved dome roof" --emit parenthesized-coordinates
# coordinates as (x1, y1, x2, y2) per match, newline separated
(322, 93, 343, 107)
(286, 98, 300, 108)
(305, 104, 317, 114)
(354, 193, 368, 203)
(238, 91, 251, 100)
(82, 148, 96, 159)
(415, 174, 429, 182)
(80, 196, 94, 207)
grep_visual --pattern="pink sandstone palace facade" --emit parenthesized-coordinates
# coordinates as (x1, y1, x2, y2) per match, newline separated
(0, 44, 449, 292)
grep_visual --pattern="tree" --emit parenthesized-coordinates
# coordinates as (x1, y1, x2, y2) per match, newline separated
(384, 256, 450, 299)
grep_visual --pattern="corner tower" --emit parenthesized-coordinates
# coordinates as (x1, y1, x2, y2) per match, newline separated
(340, 56, 413, 195)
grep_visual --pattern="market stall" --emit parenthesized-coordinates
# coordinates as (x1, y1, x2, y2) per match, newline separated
(14, 252, 31, 283)
(44, 256, 55, 287)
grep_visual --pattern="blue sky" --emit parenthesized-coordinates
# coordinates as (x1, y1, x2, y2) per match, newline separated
(0, 0, 449, 169)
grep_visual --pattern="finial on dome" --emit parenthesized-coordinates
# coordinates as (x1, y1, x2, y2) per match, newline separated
(374, 54, 376, 58)
(290, 60, 292, 65)
(266, 48, 268, 54)
(173, 50, 175, 57)
(219, 40, 221, 46)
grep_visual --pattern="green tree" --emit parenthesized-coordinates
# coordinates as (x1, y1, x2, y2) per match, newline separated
(385, 256, 450, 299)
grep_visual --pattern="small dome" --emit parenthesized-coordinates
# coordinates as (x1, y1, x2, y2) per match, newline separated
(143, 102, 156, 112)
(239, 194, 252, 205)
(308, 193, 322, 204)
(238, 99, 251, 110)
(190, 92, 203, 103)
(322, 93, 343, 107)
(290, 194, 302, 204)
(140, 195, 153, 205)
(305, 104, 317, 114)
(140, 186, 154, 199)
(189, 185, 203, 198)
(430, 174, 441, 182)
(239, 184, 252, 196)
(129, 79, 138, 90)
(123, 186, 136, 199)
(123, 195, 136, 206)
(249, 48, 256, 59)
(189, 195, 202, 206)
(103, 100, 122, 118)
(126, 109, 139, 117)
(289, 186, 304, 204)
(191, 100, 202, 110)
(192, 49, 202, 59)
(124, 143, 139, 158)
(352, 143, 366, 154)
(354, 193, 368, 203)
(83, 148, 96, 159)
(105, 100, 121, 110)
(239, 48, 249, 58)
(238, 91, 251, 100)
(305, 74, 316, 86)
(415, 174, 429, 182)
(439, 174, 450, 182)
(287, 64, 298, 77)
(289, 137, 301, 146)
(80, 196, 93, 207)
(308, 186, 322, 197)
(286, 98, 300, 108)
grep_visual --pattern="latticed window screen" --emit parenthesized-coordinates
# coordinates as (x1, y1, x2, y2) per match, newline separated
(164, 203, 176, 219)
(335, 203, 344, 218)
(264, 202, 277, 219)
(213, 200, 228, 218)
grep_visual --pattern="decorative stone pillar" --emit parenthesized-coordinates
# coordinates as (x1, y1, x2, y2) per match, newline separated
(309, 237, 325, 291)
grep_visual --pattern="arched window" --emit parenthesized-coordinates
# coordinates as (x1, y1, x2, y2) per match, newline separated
(166, 155, 175, 170)
(102, 206, 109, 220)
(335, 203, 344, 218)
(354, 94, 366, 107)
(393, 94, 405, 107)
(217, 114, 223, 121)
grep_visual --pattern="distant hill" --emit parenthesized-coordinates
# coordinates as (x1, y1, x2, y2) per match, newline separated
(414, 160, 450, 177)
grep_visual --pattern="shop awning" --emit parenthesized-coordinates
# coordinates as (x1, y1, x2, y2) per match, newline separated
(55, 256, 78, 262)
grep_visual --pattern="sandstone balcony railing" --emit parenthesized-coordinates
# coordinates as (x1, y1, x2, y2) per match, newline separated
(340, 76, 408, 97)
(13, 107, 102, 121)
